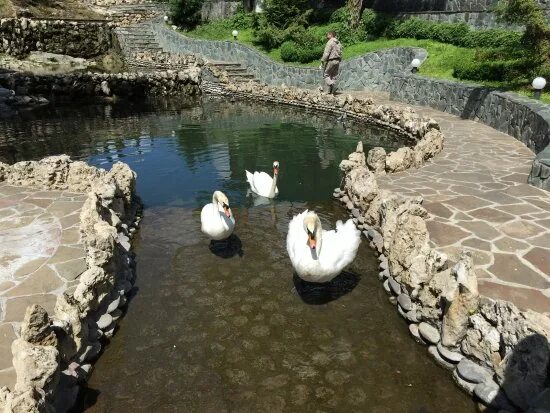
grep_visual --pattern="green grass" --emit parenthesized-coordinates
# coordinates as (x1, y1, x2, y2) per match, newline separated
(183, 22, 549, 104)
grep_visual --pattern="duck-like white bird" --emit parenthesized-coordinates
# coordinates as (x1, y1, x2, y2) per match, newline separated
(245, 161, 279, 198)
(286, 210, 360, 283)
(200, 191, 235, 240)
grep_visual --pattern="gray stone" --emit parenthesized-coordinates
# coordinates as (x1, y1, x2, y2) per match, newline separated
(96, 313, 113, 330)
(456, 359, 492, 384)
(428, 345, 455, 370)
(397, 293, 412, 311)
(383, 279, 391, 294)
(106, 296, 121, 313)
(437, 342, 463, 363)
(453, 369, 476, 395)
(418, 322, 441, 344)
(388, 276, 401, 295)
(78, 342, 101, 363)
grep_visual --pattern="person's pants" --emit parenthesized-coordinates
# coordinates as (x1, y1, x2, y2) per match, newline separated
(323, 60, 340, 88)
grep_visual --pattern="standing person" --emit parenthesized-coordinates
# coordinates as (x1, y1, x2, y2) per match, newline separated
(320, 31, 342, 95)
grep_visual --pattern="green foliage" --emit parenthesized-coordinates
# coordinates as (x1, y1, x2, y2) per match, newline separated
(169, 0, 203, 29)
(280, 40, 324, 63)
(460, 28, 523, 49)
(263, 0, 309, 29)
(330, 7, 349, 23)
(361, 9, 392, 37)
(453, 58, 533, 81)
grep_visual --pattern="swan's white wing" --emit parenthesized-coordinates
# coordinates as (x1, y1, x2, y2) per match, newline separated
(320, 219, 361, 273)
(245, 170, 257, 193)
(252, 171, 275, 197)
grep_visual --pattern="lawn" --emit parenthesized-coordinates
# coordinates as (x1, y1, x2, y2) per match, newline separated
(184, 22, 549, 104)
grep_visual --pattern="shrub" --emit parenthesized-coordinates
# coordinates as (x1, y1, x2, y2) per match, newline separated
(280, 40, 323, 63)
(453, 58, 534, 81)
(461, 28, 523, 49)
(169, 0, 203, 29)
(330, 7, 349, 23)
(361, 8, 392, 37)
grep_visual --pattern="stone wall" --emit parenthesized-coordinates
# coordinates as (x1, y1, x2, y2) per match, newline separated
(365, 0, 549, 13)
(201, 0, 241, 22)
(388, 74, 550, 190)
(336, 143, 550, 413)
(0, 156, 141, 411)
(153, 23, 427, 91)
(0, 69, 202, 99)
(0, 18, 113, 59)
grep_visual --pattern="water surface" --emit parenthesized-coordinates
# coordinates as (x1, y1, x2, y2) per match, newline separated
(0, 98, 476, 412)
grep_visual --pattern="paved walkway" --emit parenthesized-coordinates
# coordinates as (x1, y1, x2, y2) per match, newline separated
(351, 92, 550, 315)
(0, 183, 87, 389)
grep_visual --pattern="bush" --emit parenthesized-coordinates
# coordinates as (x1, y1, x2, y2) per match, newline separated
(453, 58, 534, 81)
(362, 8, 393, 37)
(170, 0, 203, 29)
(461, 28, 523, 49)
(330, 7, 349, 23)
(280, 40, 323, 63)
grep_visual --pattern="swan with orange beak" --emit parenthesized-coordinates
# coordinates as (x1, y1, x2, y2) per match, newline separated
(201, 190, 235, 240)
(245, 161, 280, 198)
(287, 210, 360, 283)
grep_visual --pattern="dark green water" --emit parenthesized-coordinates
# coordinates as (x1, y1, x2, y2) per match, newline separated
(0, 98, 475, 412)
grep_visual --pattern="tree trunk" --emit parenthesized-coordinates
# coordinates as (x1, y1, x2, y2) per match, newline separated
(347, 0, 363, 29)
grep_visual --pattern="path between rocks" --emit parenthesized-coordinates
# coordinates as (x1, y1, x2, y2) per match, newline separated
(0, 183, 87, 389)
(350, 91, 550, 315)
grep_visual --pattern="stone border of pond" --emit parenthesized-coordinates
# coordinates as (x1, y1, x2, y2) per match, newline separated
(0, 156, 141, 411)
(202, 74, 550, 411)
(336, 143, 550, 412)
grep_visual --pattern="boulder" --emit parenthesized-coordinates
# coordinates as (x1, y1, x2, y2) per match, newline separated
(441, 251, 479, 347)
(12, 339, 59, 396)
(385, 147, 414, 173)
(54, 294, 89, 360)
(73, 266, 116, 314)
(20, 305, 57, 347)
(366, 147, 386, 174)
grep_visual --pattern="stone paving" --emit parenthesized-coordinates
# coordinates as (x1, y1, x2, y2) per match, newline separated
(352, 92, 550, 315)
(0, 182, 87, 389)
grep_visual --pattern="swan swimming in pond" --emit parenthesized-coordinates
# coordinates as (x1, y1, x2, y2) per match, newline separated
(286, 210, 361, 283)
(200, 191, 235, 240)
(245, 161, 279, 198)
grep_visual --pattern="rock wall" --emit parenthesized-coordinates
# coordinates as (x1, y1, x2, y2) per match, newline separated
(0, 155, 141, 412)
(154, 22, 427, 91)
(389, 74, 550, 190)
(201, 0, 241, 22)
(337, 143, 550, 412)
(365, 0, 549, 13)
(0, 18, 113, 59)
(0, 69, 202, 100)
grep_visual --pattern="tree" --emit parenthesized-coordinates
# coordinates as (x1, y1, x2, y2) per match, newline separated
(170, 0, 204, 29)
(263, 0, 308, 29)
(347, 0, 363, 29)
(496, 0, 549, 66)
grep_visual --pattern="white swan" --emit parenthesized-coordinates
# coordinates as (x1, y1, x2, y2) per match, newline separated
(245, 161, 279, 198)
(286, 210, 361, 283)
(200, 191, 235, 240)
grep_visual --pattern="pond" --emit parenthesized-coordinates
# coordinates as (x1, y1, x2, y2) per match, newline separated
(0, 97, 476, 412)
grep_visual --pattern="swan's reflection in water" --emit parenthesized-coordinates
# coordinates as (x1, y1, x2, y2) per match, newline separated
(292, 271, 361, 305)
(209, 234, 244, 259)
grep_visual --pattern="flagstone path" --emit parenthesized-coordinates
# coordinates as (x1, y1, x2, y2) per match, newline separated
(0, 182, 87, 389)
(352, 92, 550, 315)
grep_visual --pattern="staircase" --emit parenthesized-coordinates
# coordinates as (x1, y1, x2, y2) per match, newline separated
(209, 61, 256, 83)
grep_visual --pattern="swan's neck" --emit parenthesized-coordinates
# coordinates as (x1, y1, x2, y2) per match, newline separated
(212, 193, 220, 216)
(314, 219, 323, 255)
(269, 171, 278, 198)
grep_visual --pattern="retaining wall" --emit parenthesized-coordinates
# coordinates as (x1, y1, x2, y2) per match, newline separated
(365, 0, 549, 13)
(389, 74, 550, 190)
(0, 18, 113, 58)
(153, 23, 426, 91)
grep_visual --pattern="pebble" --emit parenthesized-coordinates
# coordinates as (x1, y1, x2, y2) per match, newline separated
(388, 296, 397, 305)
(473, 381, 499, 407)
(388, 276, 401, 295)
(79, 342, 101, 363)
(110, 309, 123, 322)
(96, 313, 113, 330)
(456, 359, 492, 384)
(332, 191, 340, 198)
(383, 279, 391, 294)
(397, 293, 412, 311)
(346, 201, 354, 210)
(437, 343, 463, 363)
(88, 329, 102, 341)
(379, 260, 388, 271)
(428, 345, 455, 370)
(408, 324, 425, 344)
(418, 322, 441, 344)
(118, 234, 131, 252)
(378, 269, 389, 281)
(351, 209, 360, 219)
(453, 369, 476, 395)
(397, 304, 417, 322)
(103, 326, 116, 339)
(118, 294, 127, 308)
(341, 195, 350, 204)
(106, 296, 121, 313)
